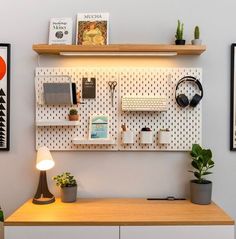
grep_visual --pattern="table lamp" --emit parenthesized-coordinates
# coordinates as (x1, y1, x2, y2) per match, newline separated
(32, 146, 55, 205)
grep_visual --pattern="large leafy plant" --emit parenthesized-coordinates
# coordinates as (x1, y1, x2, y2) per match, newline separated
(53, 172, 77, 188)
(189, 144, 214, 183)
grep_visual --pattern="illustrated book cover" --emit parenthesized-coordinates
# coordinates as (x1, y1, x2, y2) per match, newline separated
(76, 13, 109, 45)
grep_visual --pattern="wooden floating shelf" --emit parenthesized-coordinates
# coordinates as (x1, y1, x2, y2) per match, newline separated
(72, 137, 116, 145)
(32, 44, 206, 56)
(36, 120, 80, 126)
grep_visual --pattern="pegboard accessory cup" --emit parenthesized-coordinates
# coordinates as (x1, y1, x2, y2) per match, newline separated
(140, 131, 153, 144)
(159, 129, 171, 144)
(122, 130, 134, 144)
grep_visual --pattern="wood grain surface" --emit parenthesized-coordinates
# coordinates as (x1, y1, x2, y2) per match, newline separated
(5, 198, 234, 226)
(32, 44, 206, 55)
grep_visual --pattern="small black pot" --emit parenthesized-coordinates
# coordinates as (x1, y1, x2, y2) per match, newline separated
(175, 40, 186, 45)
(190, 180, 212, 205)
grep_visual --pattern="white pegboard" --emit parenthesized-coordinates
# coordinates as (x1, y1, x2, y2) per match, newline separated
(35, 67, 119, 151)
(119, 68, 202, 151)
(35, 67, 202, 151)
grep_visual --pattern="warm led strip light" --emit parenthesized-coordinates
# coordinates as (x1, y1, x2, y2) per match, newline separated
(59, 51, 178, 57)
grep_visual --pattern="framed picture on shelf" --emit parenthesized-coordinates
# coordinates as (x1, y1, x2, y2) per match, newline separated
(76, 12, 109, 45)
(0, 44, 10, 151)
(89, 115, 109, 140)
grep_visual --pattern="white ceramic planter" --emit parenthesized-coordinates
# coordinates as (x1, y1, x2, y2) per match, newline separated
(191, 39, 202, 45)
(122, 131, 134, 144)
(140, 131, 153, 144)
(159, 130, 171, 144)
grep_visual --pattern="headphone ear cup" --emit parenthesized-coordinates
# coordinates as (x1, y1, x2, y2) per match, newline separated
(190, 94, 201, 107)
(176, 94, 189, 108)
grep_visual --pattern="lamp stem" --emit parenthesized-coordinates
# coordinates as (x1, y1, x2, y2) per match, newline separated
(33, 171, 55, 204)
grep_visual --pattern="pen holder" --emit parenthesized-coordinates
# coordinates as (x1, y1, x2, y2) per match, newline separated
(158, 129, 171, 144)
(122, 130, 134, 144)
(140, 131, 153, 144)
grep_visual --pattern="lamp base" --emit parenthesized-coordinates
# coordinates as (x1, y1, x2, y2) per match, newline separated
(32, 196, 55, 205)
(33, 171, 55, 205)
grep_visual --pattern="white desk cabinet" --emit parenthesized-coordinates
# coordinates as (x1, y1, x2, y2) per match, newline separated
(4, 198, 234, 239)
(121, 225, 234, 239)
(5, 226, 119, 239)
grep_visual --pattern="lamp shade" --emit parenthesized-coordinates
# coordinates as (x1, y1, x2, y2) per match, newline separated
(36, 146, 55, 171)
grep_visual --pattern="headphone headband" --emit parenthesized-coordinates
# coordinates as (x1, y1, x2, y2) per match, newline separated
(175, 76, 203, 100)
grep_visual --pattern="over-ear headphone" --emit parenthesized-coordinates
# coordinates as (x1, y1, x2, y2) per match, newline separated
(175, 76, 203, 108)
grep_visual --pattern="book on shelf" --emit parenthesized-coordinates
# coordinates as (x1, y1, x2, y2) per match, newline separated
(76, 12, 109, 45)
(49, 18, 73, 45)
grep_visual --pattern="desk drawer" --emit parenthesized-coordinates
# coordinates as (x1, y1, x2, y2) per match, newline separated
(120, 226, 234, 239)
(5, 226, 119, 239)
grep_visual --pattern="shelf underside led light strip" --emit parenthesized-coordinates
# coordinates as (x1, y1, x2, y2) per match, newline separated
(59, 51, 178, 57)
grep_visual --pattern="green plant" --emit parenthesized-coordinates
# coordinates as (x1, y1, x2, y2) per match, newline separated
(194, 26, 200, 39)
(189, 144, 214, 183)
(69, 108, 78, 115)
(53, 172, 77, 188)
(175, 20, 184, 40)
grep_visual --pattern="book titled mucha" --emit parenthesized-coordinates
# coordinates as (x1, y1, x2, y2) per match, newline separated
(76, 13, 109, 45)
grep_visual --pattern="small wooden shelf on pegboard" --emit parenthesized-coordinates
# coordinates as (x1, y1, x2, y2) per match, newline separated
(72, 138, 116, 145)
(36, 120, 80, 126)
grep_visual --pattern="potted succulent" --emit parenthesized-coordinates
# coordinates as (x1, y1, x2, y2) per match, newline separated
(189, 144, 215, 205)
(175, 20, 185, 45)
(53, 172, 77, 203)
(68, 108, 79, 121)
(191, 26, 202, 45)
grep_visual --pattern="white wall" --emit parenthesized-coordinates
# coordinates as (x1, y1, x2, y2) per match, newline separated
(0, 0, 235, 224)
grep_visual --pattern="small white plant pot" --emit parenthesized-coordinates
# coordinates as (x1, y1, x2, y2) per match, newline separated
(122, 130, 134, 144)
(159, 130, 171, 144)
(191, 39, 202, 45)
(140, 131, 153, 144)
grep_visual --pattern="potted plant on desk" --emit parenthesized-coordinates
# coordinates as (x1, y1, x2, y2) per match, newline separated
(53, 172, 77, 203)
(189, 144, 215, 205)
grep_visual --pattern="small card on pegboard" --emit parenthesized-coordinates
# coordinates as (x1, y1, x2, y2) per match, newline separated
(82, 78, 96, 99)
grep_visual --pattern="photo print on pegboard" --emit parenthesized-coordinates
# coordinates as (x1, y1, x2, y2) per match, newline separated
(0, 44, 10, 151)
